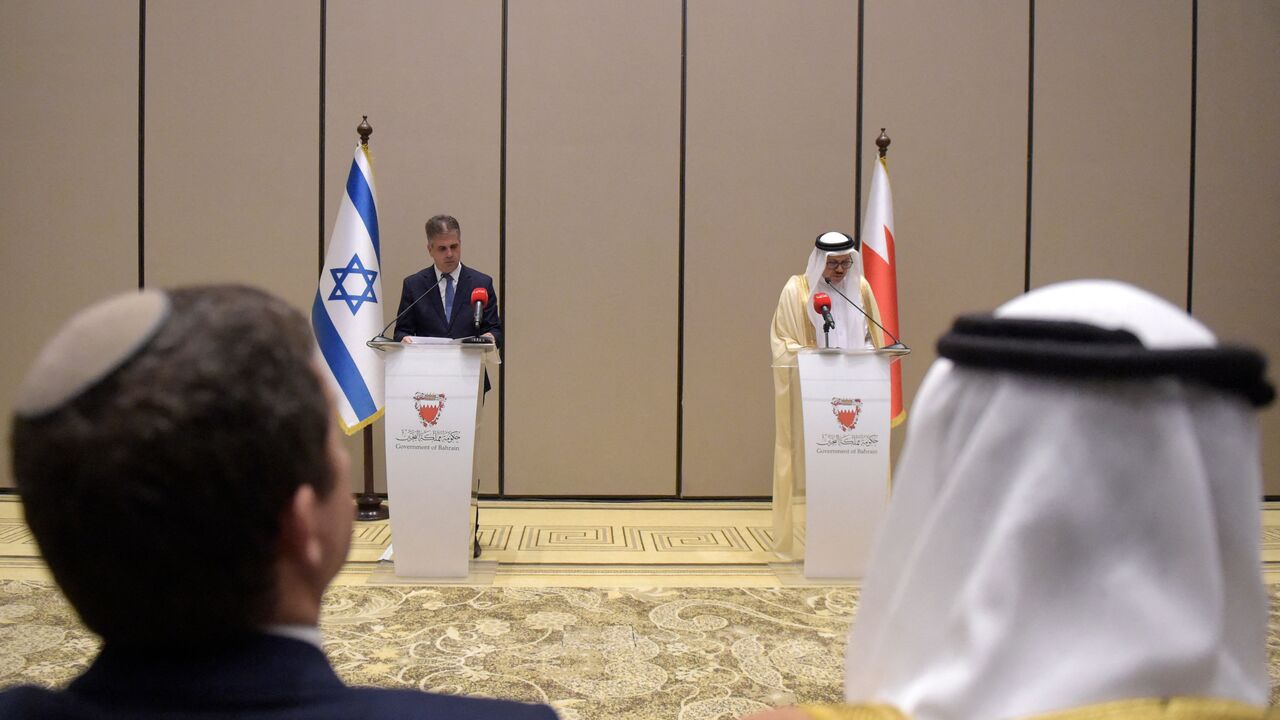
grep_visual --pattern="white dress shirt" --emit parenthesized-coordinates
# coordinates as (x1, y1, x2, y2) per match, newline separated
(435, 264, 462, 316)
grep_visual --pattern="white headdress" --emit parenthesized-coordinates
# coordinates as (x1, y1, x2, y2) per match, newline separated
(804, 231, 868, 348)
(844, 279, 1273, 719)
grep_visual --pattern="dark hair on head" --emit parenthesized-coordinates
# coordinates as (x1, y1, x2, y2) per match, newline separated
(425, 214, 461, 242)
(11, 285, 336, 648)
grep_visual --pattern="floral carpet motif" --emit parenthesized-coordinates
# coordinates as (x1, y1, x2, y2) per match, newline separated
(0, 580, 855, 719)
(1269, 585, 1280, 707)
(2, 580, 1279, 718)
(321, 584, 855, 719)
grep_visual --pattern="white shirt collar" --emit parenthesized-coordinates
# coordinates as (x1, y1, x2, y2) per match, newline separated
(262, 624, 323, 650)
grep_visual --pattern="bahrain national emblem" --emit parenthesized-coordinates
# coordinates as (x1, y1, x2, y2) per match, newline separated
(831, 397, 862, 431)
(413, 392, 446, 427)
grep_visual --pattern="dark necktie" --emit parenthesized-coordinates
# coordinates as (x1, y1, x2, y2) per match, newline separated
(443, 272, 455, 323)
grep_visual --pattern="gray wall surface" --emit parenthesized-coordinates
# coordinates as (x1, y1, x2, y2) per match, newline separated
(3, 0, 1277, 496)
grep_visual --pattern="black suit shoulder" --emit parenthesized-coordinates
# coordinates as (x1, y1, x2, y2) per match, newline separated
(402, 267, 437, 288)
(0, 635, 555, 720)
(346, 687, 558, 718)
(0, 685, 558, 719)
(459, 265, 495, 286)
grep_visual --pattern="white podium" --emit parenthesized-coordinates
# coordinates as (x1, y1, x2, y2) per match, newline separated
(797, 347, 907, 579)
(372, 340, 497, 578)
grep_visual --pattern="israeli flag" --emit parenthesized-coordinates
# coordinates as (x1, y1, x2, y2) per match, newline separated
(312, 144, 384, 433)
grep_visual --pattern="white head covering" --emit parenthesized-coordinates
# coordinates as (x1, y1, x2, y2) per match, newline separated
(805, 231, 869, 349)
(844, 279, 1271, 719)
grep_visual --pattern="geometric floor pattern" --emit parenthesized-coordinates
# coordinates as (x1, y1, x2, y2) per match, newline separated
(358, 501, 785, 565)
(343, 500, 806, 587)
(1264, 503, 1280, 585)
(352, 500, 810, 588)
(0, 496, 803, 587)
(6, 495, 1280, 587)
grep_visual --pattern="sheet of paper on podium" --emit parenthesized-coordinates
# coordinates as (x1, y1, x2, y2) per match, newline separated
(401, 336, 459, 345)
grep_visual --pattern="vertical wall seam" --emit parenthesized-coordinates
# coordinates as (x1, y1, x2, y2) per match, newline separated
(319, 0, 326, 275)
(498, 0, 509, 496)
(676, 0, 687, 497)
(137, 0, 146, 289)
(854, 0, 865, 239)
(1024, 0, 1035, 293)
(1186, 0, 1198, 314)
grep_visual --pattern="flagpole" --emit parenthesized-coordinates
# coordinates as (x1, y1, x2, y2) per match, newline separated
(359, 424, 386, 520)
(863, 128, 905, 428)
(353, 116, 388, 522)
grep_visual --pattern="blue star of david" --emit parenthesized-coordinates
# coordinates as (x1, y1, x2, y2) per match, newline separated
(329, 254, 379, 315)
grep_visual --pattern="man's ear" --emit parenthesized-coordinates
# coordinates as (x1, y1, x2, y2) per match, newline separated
(279, 484, 324, 570)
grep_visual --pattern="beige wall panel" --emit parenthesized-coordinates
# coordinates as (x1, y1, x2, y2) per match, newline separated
(0, 2, 138, 488)
(327, 1, 502, 495)
(1031, 0, 1191, 304)
(861, 0, 1028, 468)
(1192, 1, 1280, 494)
(681, 0, 857, 497)
(505, 0, 681, 495)
(145, 2, 318, 312)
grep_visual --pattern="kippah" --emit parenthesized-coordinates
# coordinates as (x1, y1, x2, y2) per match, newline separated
(815, 231, 858, 253)
(14, 290, 172, 418)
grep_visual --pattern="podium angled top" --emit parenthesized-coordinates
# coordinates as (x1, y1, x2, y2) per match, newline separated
(367, 338, 501, 363)
(772, 345, 909, 368)
(805, 345, 910, 358)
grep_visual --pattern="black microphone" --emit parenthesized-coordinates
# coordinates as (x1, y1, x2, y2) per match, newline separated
(824, 278, 908, 349)
(368, 271, 449, 345)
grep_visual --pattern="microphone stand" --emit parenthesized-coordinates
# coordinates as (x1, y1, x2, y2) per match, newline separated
(824, 278, 909, 350)
(461, 298, 495, 344)
(368, 271, 449, 346)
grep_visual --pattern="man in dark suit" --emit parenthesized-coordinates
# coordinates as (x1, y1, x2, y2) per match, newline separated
(393, 214, 502, 351)
(0, 286, 554, 720)
(394, 215, 501, 559)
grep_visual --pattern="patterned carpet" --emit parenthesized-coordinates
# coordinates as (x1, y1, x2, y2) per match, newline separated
(0, 580, 852, 718)
(3, 579, 1280, 718)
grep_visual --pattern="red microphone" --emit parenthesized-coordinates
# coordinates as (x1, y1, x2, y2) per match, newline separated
(812, 291, 835, 334)
(470, 287, 489, 331)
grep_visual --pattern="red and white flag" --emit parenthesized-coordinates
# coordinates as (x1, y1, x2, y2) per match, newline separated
(861, 155, 905, 427)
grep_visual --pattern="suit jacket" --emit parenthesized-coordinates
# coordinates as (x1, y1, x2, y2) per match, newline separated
(0, 633, 557, 720)
(393, 264, 502, 348)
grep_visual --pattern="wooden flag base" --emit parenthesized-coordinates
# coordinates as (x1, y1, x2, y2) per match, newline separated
(355, 426, 388, 521)
(357, 492, 388, 521)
